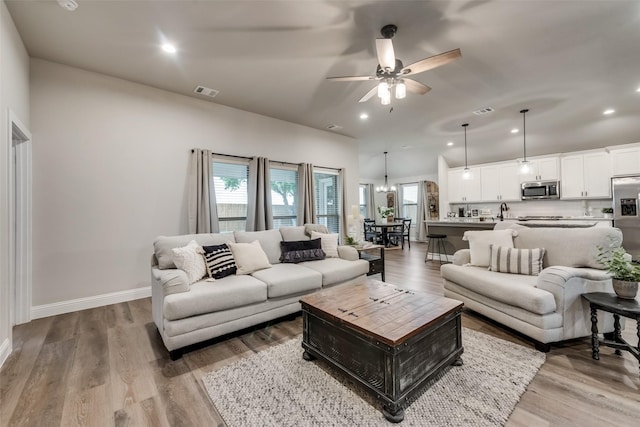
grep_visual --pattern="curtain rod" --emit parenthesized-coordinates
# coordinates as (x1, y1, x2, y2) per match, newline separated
(191, 149, 340, 171)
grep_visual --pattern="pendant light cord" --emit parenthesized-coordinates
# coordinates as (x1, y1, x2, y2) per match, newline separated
(520, 109, 529, 162)
(462, 123, 469, 168)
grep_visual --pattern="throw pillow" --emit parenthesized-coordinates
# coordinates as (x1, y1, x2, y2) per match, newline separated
(311, 231, 339, 258)
(489, 245, 546, 276)
(228, 240, 272, 275)
(202, 243, 237, 279)
(280, 238, 326, 263)
(171, 240, 206, 284)
(462, 229, 518, 267)
(305, 223, 329, 236)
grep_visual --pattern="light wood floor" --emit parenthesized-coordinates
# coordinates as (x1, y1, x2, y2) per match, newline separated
(1, 242, 639, 426)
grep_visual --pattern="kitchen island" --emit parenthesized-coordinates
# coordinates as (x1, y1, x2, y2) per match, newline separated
(426, 217, 613, 255)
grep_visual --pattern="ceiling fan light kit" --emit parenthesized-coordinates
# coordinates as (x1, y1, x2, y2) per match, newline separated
(327, 24, 461, 105)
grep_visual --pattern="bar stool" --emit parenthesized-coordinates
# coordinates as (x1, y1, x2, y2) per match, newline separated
(425, 234, 449, 264)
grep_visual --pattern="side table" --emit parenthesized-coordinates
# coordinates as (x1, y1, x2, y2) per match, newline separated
(582, 292, 640, 373)
(356, 245, 385, 282)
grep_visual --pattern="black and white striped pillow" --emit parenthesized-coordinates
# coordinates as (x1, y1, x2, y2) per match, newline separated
(489, 245, 546, 276)
(202, 243, 237, 279)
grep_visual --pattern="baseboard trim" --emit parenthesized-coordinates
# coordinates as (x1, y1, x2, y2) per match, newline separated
(0, 338, 11, 370)
(31, 287, 151, 320)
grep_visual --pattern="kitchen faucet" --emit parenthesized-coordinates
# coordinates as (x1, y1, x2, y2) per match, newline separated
(498, 202, 508, 221)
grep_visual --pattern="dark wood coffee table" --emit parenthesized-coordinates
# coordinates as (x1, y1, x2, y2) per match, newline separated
(299, 279, 464, 423)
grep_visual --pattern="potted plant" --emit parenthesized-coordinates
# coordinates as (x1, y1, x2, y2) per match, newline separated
(601, 207, 614, 219)
(597, 246, 640, 299)
(377, 206, 394, 223)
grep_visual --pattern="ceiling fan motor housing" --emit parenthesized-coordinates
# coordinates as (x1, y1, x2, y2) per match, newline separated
(376, 59, 404, 77)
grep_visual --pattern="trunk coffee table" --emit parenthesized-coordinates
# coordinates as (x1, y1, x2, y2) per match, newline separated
(300, 279, 463, 423)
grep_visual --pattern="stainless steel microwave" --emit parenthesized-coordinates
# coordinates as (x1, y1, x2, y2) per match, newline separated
(521, 180, 560, 200)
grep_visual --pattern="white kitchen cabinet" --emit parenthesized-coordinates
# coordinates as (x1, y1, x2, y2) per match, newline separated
(519, 157, 560, 182)
(448, 168, 482, 203)
(481, 163, 520, 201)
(611, 147, 640, 176)
(561, 152, 611, 199)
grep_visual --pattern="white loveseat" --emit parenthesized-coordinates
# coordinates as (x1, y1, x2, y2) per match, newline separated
(441, 225, 623, 351)
(151, 226, 369, 358)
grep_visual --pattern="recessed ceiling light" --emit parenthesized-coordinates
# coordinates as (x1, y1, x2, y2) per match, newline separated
(359, 113, 369, 119)
(636, 87, 640, 93)
(510, 128, 519, 134)
(603, 108, 615, 115)
(162, 43, 177, 54)
(447, 141, 454, 146)
(57, 0, 78, 11)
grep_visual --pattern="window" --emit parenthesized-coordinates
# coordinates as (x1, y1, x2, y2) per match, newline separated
(400, 183, 418, 225)
(213, 160, 249, 233)
(314, 169, 341, 234)
(359, 184, 368, 218)
(270, 166, 298, 228)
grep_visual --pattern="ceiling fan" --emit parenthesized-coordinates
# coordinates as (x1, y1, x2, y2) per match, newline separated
(327, 24, 461, 104)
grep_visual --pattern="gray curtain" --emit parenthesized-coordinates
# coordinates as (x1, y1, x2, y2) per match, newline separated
(339, 169, 348, 242)
(297, 163, 316, 225)
(246, 157, 272, 231)
(366, 183, 375, 219)
(188, 149, 219, 233)
(417, 180, 429, 241)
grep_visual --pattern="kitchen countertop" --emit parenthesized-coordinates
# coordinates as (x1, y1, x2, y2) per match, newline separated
(428, 217, 613, 228)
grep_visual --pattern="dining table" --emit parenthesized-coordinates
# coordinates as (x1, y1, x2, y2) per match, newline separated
(373, 222, 403, 247)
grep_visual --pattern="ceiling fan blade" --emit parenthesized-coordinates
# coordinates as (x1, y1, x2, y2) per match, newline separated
(375, 38, 396, 70)
(401, 48, 461, 76)
(404, 79, 431, 95)
(358, 86, 378, 103)
(326, 75, 376, 82)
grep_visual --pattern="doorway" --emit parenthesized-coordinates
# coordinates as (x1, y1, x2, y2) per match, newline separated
(9, 111, 32, 325)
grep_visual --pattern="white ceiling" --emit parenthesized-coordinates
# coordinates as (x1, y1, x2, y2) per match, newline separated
(6, 0, 640, 181)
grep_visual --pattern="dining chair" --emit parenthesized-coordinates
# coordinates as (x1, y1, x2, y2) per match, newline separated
(388, 218, 411, 249)
(363, 219, 381, 243)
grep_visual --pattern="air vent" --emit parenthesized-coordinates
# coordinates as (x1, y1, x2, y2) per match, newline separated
(193, 85, 219, 98)
(326, 124, 343, 131)
(473, 107, 495, 115)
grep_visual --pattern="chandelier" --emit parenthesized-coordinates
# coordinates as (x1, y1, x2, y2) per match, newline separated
(376, 151, 396, 192)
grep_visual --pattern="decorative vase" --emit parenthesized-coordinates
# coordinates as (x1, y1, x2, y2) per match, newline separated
(380, 217, 387, 224)
(387, 215, 394, 223)
(612, 279, 639, 299)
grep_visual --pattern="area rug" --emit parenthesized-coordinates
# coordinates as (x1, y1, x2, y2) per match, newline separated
(202, 328, 545, 426)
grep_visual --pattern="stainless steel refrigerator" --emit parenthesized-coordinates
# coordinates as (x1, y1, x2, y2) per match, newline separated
(612, 176, 640, 261)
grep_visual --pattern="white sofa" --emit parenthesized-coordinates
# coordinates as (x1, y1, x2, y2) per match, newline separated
(151, 226, 369, 359)
(441, 225, 623, 351)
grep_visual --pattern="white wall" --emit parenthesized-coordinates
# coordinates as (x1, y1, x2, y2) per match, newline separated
(30, 58, 360, 308)
(0, 0, 30, 367)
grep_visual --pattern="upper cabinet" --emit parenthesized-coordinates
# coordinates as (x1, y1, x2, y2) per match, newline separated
(519, 157, 560, 182)
(561, 152, 611, 199)
(448, 168, 482, 203)
(481, 163, 521, 201)
(611, 147, 640, 176)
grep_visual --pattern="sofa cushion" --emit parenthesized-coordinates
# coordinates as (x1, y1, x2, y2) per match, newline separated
(463, 229, 517, 267)
(234, 229, 283, 264)
(513, 227, 622, 269)
(171, 240, 207, 284)
(440, 264, 556, 315)
(163, 275, 267, 320)
(489, 245, 546, 276)
(228, 240, 272, 275)
(251, 263, 322, 298)
(300, 258, 369, 287)
(154, 233, 236, 269)
(280, 239, 325, 263)
(311, 231, 339, 258)
(203, 243, 237, 279)
(280, 226, 310, 242)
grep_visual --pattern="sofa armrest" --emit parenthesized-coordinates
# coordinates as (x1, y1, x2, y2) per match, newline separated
(337, 245, 359, 261)
(537, 266, 615, 340)
(452, 249, 470, 266)
(152, 267, 190, 296)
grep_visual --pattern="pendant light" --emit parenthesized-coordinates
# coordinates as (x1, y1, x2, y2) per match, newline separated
(376, 151, 396, 192)
(461, 123, 472, 180)
(518, 109, 530, 174)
